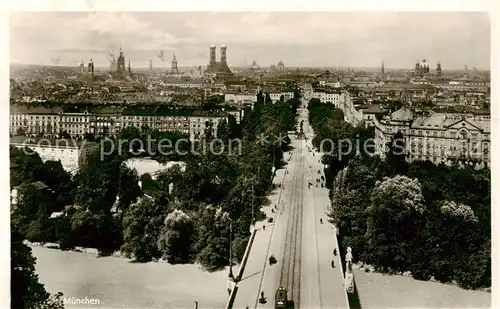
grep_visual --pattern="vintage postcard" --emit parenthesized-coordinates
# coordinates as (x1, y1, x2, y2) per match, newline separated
(8, 8, 492, 309)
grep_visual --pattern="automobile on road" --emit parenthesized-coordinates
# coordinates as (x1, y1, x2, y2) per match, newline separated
(275, 287, 288, 308)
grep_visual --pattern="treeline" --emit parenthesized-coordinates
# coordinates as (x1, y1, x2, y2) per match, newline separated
(307, 99, 491, 290)
(307, 98, 374, 186)
(11, 92, 299, 271)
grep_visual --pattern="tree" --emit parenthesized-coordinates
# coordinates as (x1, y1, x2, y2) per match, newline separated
(83, 132, 96, 142)
(139, 173, 157, 191)
(69, 210, 121, 253)
(39, 160, 73, 209)
(11, 223, 65, 309)
(364, 175, 425, 272)
(16, 127, 25, 136)
(59, 131, 70, 139)
(12, 184, 54, 243)
(116, 164, 142, 213)
(204, 120, 214, 140)
(386, 131, 407, 174)
(227, 114, 241, 139)
(10, 146, 45, 187)
(121, 197, 168, 262)
(72, 151, 122, 214)
(264, 93, 272, 104)
(384, 100, 403, 111)
(216, 118, 231, 143)
(117, 127, 142, 155)
(193, 206, 230, 271)
(157, 209, 195, 263)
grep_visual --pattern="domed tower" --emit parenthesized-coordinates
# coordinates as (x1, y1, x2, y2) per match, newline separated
(277, 60, 285, 72)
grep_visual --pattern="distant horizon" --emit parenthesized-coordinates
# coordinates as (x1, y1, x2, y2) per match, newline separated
(10, 62, 489, 73)
(10, 12, 490, 70)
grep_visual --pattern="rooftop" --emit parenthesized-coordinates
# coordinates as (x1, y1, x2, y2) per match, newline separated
(411, 113, 490, 133)
(362, 104, 386, 114)
(11, 105, 63, 114)
(391, 107, 414, 122)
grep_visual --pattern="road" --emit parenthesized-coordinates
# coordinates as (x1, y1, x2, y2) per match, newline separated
(251, 100, 349, 309)
(233, 98, 491, 309)
(300, 100, 350, 309)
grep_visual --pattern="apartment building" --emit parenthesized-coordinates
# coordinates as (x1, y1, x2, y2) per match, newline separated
(91, 106, 123, 136)
(10, 136, 98, 174)
(373, 107, 490, 168)
(10, 105, 229, 141)
(269, 91, 294, 103)
(360, 104, 386, 127)
(121, 106, 191, 135)
(223, 107, 245, 124)
(162, 79, 207, 88)
(10, 106, 63, 137)
(312, 89, 341, 108)
(60, 106, 92, 137)
(224, 92, 258, 104)
(189, 110, 229, 140)
(319, 80, 341, 88)
(432, 80, 489, 93)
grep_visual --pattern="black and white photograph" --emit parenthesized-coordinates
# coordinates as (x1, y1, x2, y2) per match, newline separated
(8, 6, 493, 309)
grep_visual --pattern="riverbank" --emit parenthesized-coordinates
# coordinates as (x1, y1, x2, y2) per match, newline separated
(32, 246, 230, 309)
(353, 267, 491, 308)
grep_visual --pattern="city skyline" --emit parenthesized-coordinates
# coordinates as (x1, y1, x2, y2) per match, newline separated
(10, 11, 490, 70)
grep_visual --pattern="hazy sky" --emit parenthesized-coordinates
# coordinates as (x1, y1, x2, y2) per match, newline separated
(10, 11, 490, 69)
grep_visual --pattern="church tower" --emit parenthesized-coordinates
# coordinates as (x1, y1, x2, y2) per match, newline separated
(88, 58, 94, 75)
(117, 48, 126, 75)
(80, 58, 85, 73)
(171, 53, 179, 73)
(380, 60, 385, 76)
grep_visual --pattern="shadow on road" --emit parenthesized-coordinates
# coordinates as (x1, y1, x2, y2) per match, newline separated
(348, 282, 363, 309)
(240, 271, 262, 282)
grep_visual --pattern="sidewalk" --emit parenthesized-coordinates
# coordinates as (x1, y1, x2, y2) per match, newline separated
(232, 164, 289, 309)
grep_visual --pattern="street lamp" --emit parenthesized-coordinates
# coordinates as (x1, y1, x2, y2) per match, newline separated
(228, 218, 234, 280)
(251, 181, 255, 226)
